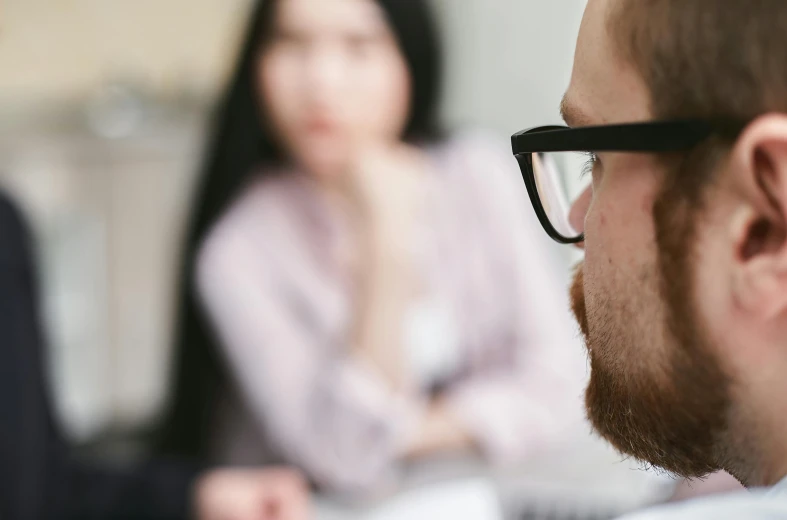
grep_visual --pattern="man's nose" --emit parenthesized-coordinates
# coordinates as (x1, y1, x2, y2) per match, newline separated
(569, 187, 591, 250)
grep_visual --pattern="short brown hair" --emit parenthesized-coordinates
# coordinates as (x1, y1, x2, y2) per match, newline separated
(611, 0, 787, 200)
(611, 0, 787, 122)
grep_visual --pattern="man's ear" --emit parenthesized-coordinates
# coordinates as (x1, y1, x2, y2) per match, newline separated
(729, 114, 787, 319)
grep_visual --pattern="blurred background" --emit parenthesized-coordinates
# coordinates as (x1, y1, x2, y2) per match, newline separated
(2, 1, 693, 519)
(0, 0, 583, 447)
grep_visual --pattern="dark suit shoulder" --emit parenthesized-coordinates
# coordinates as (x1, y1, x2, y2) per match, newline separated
(0, 191, 34, 268)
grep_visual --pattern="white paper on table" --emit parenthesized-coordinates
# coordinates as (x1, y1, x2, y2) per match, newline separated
(363, 478, 503, 520)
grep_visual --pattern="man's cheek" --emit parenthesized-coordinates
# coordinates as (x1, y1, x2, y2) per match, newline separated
(583, 197, 610, 260)
(590, 186, 644, 253)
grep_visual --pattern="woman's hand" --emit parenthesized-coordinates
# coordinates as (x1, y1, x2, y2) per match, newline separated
(343, 143, 430, 392)
(345, 143, 429, 243)
(403, 400, 477, 460)
(194, 467, 311, 520)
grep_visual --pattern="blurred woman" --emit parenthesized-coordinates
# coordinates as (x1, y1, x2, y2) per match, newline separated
(159, 0, 583, 497)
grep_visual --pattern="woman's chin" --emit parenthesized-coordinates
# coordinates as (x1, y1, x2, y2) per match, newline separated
(290, 139, 349, 180)
(299, 157, 348, 183)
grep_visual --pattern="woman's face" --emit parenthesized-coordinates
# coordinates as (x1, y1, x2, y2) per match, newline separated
(258, 0, 412, 180)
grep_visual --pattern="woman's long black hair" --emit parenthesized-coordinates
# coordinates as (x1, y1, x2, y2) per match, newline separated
(157, 0, 444, 459)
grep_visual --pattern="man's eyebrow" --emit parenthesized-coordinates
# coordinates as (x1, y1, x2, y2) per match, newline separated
(559, 95, 593, 127)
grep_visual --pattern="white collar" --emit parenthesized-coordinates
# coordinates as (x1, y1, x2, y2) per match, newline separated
(767, 475, 787, 496)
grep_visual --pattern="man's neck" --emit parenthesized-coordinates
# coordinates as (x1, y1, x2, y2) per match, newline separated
(759, 459, 787, 488)
(754, 377, 787, 487)
(723, 389, 787, 488)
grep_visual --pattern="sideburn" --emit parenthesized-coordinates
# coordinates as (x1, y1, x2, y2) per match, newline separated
(650, 149, 733, 475)
(570, 264, 589, 340)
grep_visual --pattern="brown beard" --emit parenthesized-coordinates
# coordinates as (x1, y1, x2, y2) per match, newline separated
(570, 266, 589, 339)
(570, 185, 732, 479)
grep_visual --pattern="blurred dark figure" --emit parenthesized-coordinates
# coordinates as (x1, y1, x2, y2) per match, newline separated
(160, 0, 582, 498)
(0, 191, 310, 520)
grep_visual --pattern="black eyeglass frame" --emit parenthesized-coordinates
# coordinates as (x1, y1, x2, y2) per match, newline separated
(511, 120, 743, 244)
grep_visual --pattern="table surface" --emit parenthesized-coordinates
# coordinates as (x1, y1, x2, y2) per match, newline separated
(316, 431, 677, 520)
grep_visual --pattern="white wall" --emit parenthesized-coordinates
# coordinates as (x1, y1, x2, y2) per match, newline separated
(435, 0, 585, 134)
(0, 0, 253, 103)
(1, 0, 586, 126)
